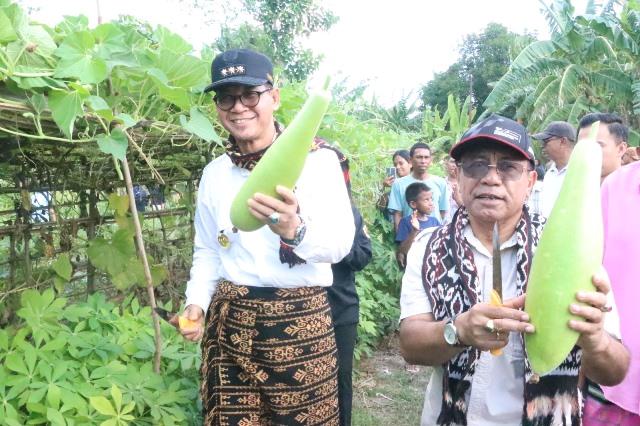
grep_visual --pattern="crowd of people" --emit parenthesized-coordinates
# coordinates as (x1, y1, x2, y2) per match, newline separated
(170, 47, 638, 425)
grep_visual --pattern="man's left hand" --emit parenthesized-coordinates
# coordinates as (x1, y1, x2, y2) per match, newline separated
(248, 185, 301, 240)
(569, 268, 612, 353)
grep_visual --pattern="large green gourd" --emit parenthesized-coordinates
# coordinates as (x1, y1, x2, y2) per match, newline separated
(229, 78, 332, 231)
(524, 122, 603, 375)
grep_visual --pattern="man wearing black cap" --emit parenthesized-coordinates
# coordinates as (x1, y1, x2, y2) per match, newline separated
(398, 114, 628, 425)
(176, 48, 354, 425)
(531, 121, 577, 218)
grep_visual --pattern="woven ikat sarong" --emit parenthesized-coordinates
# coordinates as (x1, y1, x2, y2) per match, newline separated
(201, 280, 340, 426)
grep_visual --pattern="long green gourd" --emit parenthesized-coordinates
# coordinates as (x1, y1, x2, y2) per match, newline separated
(524, 121, 602, 375)
(230, 78, 332, 231)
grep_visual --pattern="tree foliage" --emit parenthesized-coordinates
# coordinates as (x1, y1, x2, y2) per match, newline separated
(189, 0, 337, 82)
(483, 0, 640, 145)
(420, 23, 536, 117)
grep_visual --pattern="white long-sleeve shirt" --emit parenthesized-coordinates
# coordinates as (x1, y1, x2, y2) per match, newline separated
(185, 148, 355, 313)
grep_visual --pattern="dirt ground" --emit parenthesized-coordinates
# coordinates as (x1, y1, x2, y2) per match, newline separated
(351, 333, 432, 426)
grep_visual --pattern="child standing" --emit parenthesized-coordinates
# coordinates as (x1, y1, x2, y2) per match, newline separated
(395, 182, 440, 269)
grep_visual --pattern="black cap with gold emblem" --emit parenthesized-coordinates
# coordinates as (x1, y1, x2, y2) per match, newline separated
(204, 48, 274, 93)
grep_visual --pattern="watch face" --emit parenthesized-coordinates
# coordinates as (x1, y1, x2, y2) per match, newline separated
(444, 323, 457, 345)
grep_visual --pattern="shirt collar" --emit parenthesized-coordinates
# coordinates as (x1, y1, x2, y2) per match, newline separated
(463, 224, 518, 258)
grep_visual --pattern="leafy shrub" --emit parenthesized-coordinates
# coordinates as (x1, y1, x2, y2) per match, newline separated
(0, 289, 201, 425)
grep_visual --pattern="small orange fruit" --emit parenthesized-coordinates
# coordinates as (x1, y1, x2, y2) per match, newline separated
(178, 316, 199, 330)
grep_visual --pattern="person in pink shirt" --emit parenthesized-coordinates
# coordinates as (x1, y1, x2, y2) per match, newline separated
(584, 160, 640, 425)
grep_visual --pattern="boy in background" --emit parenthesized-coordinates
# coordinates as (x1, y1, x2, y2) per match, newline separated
(395, 182, 440, 268)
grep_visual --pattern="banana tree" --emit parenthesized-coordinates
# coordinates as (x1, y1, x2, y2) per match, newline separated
(483, 0, 640, 145)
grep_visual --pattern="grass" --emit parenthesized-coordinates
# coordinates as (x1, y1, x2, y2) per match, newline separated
(352, 333, 432, 426)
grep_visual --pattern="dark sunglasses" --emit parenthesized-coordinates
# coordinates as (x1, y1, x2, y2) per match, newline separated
(214, 87, 273, 111)
(458, 159, 531, 181)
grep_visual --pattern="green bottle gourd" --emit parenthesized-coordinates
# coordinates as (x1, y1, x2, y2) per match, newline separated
(229, 77, 332, 231)
(524, 121, 603, 375)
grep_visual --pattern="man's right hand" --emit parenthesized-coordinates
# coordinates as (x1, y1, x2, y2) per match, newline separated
(455, 295, 534, 351)
(170, 304, 205, 342)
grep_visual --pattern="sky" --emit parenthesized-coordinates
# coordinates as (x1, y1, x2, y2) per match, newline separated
(20, 0, 589, 105)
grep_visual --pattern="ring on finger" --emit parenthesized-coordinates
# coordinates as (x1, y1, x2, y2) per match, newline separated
(600, 305, 612, 313)
(496, 330, 501, 339)
(268, 212, 281, 225)
(485, 319, 495, 333)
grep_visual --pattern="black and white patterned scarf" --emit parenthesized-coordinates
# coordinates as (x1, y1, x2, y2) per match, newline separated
(422, 207, 582, 426)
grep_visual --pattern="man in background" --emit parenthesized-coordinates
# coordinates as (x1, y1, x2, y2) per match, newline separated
(387, 142, 449, 231)
(578, 113, 628, 183)
(531, 121, 576, 217)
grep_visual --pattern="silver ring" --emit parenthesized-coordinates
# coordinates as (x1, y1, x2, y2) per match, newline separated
(268, 212, 280, 225)
(496, 330, 501, 339)
(485, 319, 495, 333)
(600, 305, 612, 313)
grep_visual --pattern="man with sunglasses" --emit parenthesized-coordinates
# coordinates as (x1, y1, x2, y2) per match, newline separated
(177, 48, 354, 425)
(399, 115, 628, 425)
(531, 121, 576, 218)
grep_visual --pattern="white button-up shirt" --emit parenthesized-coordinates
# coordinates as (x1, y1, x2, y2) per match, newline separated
(541, 162, 568, 218)
(185, 148, 355, 313)
(400, 225, 620, 426)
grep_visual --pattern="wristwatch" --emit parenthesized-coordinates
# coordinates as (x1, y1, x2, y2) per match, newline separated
(443, 317, 465, 347)
(281, 216, 306, 246)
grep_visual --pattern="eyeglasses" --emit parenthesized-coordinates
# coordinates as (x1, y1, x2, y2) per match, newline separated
(458, 159, 530, 181)
(213, 87, 273, 111)
(542, 137, 558, 146)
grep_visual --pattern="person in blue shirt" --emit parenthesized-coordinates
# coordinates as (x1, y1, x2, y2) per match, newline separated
(395, 182, 440, 268)
(387, 142, 450, 230)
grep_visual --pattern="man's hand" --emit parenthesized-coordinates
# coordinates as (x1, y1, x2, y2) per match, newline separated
(569, 269, 612, 354)
(247, 185, 301, 240)
(170, 304, 205, 342)
(456, 295, 534, 351)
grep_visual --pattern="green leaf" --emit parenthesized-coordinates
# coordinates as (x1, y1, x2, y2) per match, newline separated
(86, 95, 114, 121)
(47, 384, 61, 410)
(5, 352, 28, 375)
(54, 30, 108, 84)
(150, 264, 168, 286)
(96, 128, 128, 161)
(110, 384, 122, 412)
(51, 253, 72, 281)
(114, 113, 136, 129)
(90, 396, 116, 416)
(0, 9, 18, 43)
(28, 93, 47, 116)
(48, 89, 88, 139)
(154, 26, 192, 54)
(46, 408, 66, 426)
(147, 68, 190, 110)
(108, 193, 130, 216)
(179, 107, 221, 143)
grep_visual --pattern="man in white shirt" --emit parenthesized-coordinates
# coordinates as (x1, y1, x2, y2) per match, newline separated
(399, 114, 629, 425)
(531, 121, 576, 218)
(176, 49, 354, 425)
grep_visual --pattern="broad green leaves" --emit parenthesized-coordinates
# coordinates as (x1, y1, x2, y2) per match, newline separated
(54, 30, 108, 84)
(48, 87, 89, 139)
(96, 129, 128, 161)
(2, 291, 202, 424)
(0, 8, 17, 43)
(180, 107, 221, 144)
